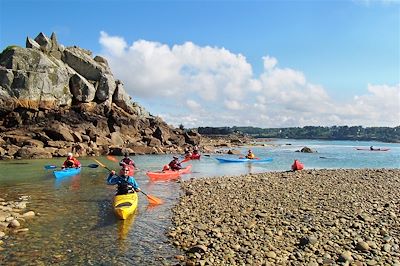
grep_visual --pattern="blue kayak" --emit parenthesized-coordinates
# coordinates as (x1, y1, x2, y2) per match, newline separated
(216, 157, 273, 163)
(53, 167, 81, 178)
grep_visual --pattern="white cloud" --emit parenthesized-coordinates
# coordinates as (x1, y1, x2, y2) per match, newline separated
(99, 32, 400, 128)
(186, 99, 202, 110)
(224, 99, 245, 110)
(262, 55, 277, 71)
(99, 31, 127, 57)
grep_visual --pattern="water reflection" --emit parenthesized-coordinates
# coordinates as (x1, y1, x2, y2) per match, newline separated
(53, 174, 81, 190)
(117, 212, 137, 240)
(246, 163, 254, 173)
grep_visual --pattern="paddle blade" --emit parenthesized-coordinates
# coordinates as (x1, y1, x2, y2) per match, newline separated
(44, 165, 57, 170)
(87, 164, 99, 168)
(106, 155, 119, 163)
(147, 194, 164, 205)
(141, 191, 163, 205)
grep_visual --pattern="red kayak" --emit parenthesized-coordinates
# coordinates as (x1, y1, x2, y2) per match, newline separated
(182, 154, 201, 162)
(191, 154, 201, 160)
(291, 160, 304, 171)
(146, 165, 192, 181)
(355, 148, 390, 152)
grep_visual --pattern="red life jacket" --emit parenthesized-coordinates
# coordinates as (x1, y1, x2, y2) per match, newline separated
(291, 160, 304, 171)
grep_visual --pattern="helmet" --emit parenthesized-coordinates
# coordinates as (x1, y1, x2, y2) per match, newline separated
(67, 152, 73, 157)
(173, 156, 178, 160)
(124, 152, 129, 157)
(248, 150, 252, 152)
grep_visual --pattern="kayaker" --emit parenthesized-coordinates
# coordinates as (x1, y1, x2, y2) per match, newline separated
(184, 148, 192, 159)
(191, 146, 201, 159)
(120, 152, 136, 168)
(62, 152, 81, 169)
(119, 152, 136, 176)
(246, 149, 255, 159)
(168, 156, 182, 171)
(193, 146, 199, 154)
(107, 167, 141, 195)
(291, 159, 304, 171)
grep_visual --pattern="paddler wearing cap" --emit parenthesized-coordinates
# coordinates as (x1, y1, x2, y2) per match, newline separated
(168, 156, 182, 171)
(61, 152, 81, 169)
(107, 166, 141, 195)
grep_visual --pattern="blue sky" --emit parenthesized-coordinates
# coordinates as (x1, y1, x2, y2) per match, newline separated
(1, 0, 399, 127)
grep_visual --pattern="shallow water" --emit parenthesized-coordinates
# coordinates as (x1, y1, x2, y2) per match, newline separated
(0, 139, 399, 265)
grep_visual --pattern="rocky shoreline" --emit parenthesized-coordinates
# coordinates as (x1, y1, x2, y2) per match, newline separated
(168, 169, 400, 265)
(0, 196, 36, 251)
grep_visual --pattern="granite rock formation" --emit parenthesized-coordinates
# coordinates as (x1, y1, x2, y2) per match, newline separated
(0, 32, 200, 159)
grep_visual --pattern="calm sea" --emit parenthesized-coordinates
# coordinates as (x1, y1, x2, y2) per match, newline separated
(0, 139, 398, 265)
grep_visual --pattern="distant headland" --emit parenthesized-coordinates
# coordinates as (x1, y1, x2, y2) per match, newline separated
(197, 126, 400, 143)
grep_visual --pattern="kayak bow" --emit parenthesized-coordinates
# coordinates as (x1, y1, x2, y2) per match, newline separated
(113, 193, 139, 220)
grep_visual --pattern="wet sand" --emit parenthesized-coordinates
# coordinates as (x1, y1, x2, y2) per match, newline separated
(168, 169, 400, 265)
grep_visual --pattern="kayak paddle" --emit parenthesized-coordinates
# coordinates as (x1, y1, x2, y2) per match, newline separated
(44, 164, 98, 170)
(181, 157, 191, 163)
(93, 158, 163, 205)
(106, 155, 119, 163)
(44, 165, 58, 170)
(93, 158, 112, 171)
(140, 191, 163, 205)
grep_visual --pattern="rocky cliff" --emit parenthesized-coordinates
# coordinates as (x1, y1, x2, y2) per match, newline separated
(0, 32, 200, 159)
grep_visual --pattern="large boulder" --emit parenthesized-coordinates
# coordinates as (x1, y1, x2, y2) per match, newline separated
(63, 47, 104, 81)
(0, 46, 72, 109)
(15, 146, 52, 159)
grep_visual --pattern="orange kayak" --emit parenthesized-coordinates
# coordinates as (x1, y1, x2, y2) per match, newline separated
(146, 165, 192, 181)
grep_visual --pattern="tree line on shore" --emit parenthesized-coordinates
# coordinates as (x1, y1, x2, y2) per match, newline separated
(197, 125, 400, 143)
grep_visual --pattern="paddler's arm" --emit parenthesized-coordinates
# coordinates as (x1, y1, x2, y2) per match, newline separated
(106, 170, 120, 185)
(128, 177, 141, 192)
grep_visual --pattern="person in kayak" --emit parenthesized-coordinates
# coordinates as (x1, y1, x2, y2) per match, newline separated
(168, 156, 182, 171)
(184, 147, 192, 159)
(119, 152, 136, 176)
(107, 167, 141, 195)
(62, 152, 81, 169)
(246, 149, 255, 159)
(120, 152, 136, 168)
(191, 146, 201, 159)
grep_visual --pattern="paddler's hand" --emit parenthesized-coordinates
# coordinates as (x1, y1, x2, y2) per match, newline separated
(110, 170, 115, 175)
(135, 188, 141, 192)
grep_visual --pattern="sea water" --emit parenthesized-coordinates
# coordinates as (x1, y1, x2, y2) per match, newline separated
(0, 139, 398, 264)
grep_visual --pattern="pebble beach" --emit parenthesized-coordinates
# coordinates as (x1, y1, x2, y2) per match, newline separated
(168, 169, 400, 265)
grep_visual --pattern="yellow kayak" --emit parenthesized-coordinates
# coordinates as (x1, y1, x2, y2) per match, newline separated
(113, 193, 138, 220)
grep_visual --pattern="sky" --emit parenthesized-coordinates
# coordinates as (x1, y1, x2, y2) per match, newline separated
(0, 0, 399, 128)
